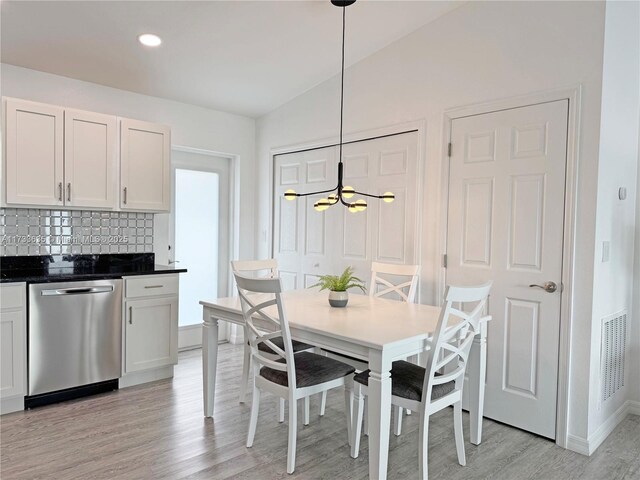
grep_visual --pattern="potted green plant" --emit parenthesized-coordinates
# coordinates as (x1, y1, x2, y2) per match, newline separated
(310, 266, 366, 307)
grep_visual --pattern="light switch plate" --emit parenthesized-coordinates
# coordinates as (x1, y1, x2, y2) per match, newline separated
(602, 241, 610, 263)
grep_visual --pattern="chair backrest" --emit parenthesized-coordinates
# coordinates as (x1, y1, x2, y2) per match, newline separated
(369, 261, 419, 303)
(234, 273, 297, 389)
(231, 258, 278, 278)
(421, 282, 492, 407)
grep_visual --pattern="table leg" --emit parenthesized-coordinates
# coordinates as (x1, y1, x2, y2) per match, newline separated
(367, 350, 392, 480)
(469, 321, 487, 445)
(202, 309, 219, 418)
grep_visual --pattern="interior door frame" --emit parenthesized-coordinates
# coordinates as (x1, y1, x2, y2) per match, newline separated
(268, 119, 426, 300)
(439, 85, 582, 449)
(170, 145, 240, 346)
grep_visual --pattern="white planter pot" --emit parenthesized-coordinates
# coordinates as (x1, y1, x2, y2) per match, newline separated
(328, 290, 348, 308)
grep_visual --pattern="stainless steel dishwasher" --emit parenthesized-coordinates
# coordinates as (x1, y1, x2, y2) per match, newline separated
(27, 279, 122, 406)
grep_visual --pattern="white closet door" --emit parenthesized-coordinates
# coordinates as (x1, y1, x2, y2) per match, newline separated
(274, 146, 338, 290)
(447, 100, 568, 439)
(5, 98, 64, 206)
(337, 132, 419, 286)
(64, 109, 117, 209)
(273, 131, 419, 292)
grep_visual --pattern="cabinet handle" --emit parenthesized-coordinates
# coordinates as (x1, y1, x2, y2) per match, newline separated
(129, 306, 133, 324)
(144, 285, 164, 289)
(58, 182, 63, 202)
(123, 187, 128, 205)
(67, 183, 71, 202)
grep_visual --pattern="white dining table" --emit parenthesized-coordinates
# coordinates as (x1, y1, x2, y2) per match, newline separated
(200, 289, 488, 480)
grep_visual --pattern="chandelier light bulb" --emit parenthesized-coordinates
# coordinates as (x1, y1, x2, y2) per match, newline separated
(342, 186, 355, 199)
(317, 198, 331, 211)
(328, 193, 339, 204)
(348, 203, 359, 213)
(354, 199, 367, 212)
(382, 192, 395, 203)
(284, 189, 297, 201)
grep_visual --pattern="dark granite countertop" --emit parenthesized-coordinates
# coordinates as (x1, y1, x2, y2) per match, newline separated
(0, 253, 187, 284)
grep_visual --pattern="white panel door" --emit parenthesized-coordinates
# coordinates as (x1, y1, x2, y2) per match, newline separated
(120, 118, 171, 212)
(447, 100, 568, 439)
(5, 98, 64, 206)
(273, 131, 419, 292)
(64, 109, 117, 209)
(274, 146, 338, 290)
(337, 132, 419, 285)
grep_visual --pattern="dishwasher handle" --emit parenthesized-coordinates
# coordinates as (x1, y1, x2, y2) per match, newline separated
(40, 285, 115, 296)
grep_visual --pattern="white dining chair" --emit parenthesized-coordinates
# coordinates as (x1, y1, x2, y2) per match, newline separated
(370, 261, 420, 432)
(369, 261, 419, 303)
(231, 259, 316, 422)
(350, 282, 492, 480)
(235, 273, 356, 474)
(324, 261, 419, 371)
(325, 261, 420, 432)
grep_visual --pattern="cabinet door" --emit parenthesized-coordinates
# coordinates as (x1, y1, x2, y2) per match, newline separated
(0, 309, 26, 399)
(125, 296, 178, 373)
(64, 109, 117, 209)
(120, 118, 171, 212)
(5, 98, 64, 206)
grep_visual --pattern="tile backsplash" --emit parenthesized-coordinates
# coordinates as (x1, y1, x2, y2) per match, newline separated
(0, 208, 154, 256)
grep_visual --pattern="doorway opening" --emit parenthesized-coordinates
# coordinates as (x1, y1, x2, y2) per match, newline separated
(170, 149, 232, 349)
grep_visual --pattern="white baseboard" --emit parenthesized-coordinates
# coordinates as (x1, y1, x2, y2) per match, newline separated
(566, 434, 590, 456)
(119, 366, 174, 388)
(179, 324, 202, 350)
(566, 400, 639, 456)
(628, 400, 640, 416)
(0, 395, 24, 415)
(229, 323, 244, 345)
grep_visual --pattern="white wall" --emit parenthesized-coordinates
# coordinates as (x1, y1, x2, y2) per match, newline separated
(0, 63, 256, 263)
(633, 119, 640, 407)
(256, 1, 607, 443)
(588, 0, 640, 443)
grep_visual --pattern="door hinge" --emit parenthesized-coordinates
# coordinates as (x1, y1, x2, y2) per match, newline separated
(447, 143, 452, 157)
(443, 254, 448, 268)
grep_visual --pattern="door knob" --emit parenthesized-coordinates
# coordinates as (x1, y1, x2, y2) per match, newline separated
(529, 281, 558, 293)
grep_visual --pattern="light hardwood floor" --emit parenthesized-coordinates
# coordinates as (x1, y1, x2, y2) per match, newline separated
(1, 344, 638, 479)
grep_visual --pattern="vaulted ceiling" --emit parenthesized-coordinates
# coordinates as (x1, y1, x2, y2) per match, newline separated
(1, 1, 461, 117)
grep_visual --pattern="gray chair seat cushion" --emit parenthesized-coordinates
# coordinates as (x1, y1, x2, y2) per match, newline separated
(353, 360, 455, 402)
(260, 352, 356, 388)
(251, 337, 314, 355)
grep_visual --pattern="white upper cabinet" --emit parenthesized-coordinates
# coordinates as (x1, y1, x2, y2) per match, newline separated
(5, 98, 64, 206)
(64, 109, 117, 209)
(3, 98, 171, 212)
(120, 118, 171, 212)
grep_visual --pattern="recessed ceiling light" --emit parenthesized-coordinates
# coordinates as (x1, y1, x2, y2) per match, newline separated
(138, 34, 162, 47)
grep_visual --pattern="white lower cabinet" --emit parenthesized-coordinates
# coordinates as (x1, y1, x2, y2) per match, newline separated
(121, 275, 179, 386)
(0, 283, 27, 414)
(125, 296, 178, 373)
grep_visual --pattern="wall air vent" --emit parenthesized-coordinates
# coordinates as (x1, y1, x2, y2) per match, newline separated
(600, 310, 627, 402)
